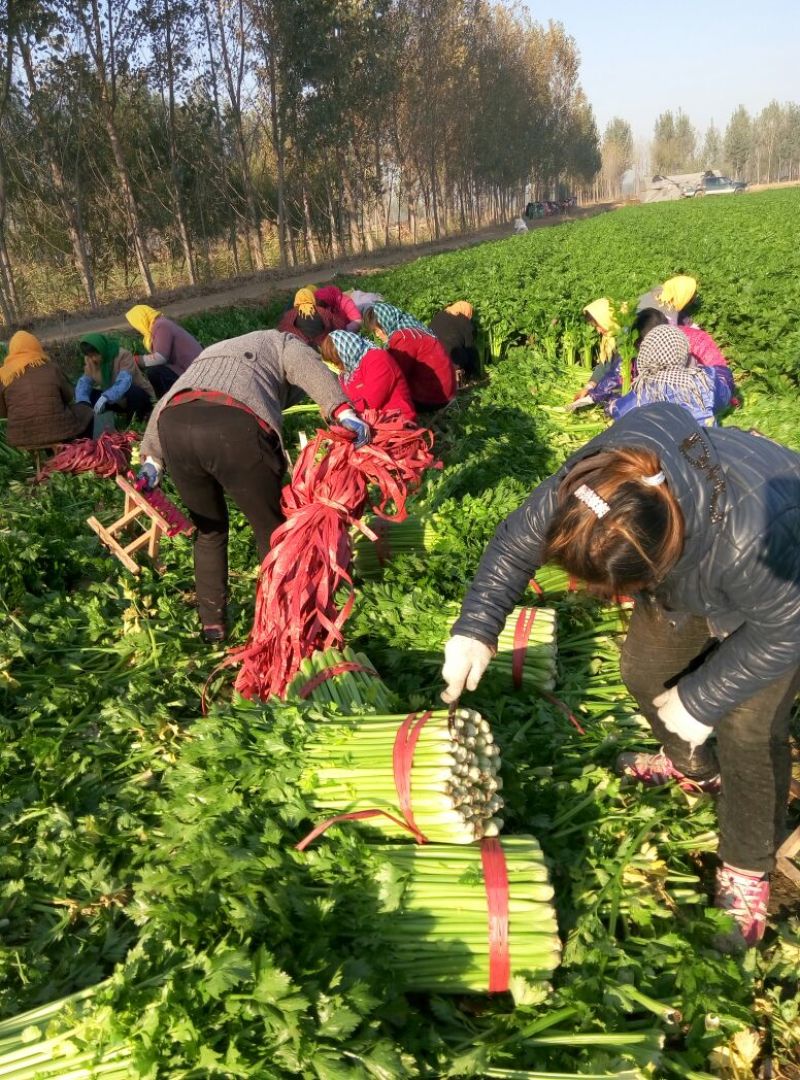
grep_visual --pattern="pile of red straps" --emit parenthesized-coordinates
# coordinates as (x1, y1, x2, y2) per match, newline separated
(132, 478, 194, 538)
(35, 431, 139, 482)
(226, 411, 440, 700)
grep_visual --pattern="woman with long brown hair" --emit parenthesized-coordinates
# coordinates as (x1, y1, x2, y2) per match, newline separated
(441, 403, 800, 949)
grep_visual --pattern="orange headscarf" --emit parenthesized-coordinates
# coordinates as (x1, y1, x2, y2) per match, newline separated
(446, 301, 474, 319)
(0, 331, 48, 388)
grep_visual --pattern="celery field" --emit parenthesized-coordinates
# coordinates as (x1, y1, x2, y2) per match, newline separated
(1, 189, 800, 1076)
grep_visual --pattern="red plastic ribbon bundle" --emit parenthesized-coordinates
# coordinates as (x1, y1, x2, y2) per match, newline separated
(228, 411, 440, 701)
(295, 710, 432, 850)
(480, 838, 511, 992)
(35, 431, 139, 483)
(137, 485, 194, 538)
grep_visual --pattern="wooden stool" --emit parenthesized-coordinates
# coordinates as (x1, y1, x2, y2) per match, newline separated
(87, 475, 171, 575)
(20, 445, 60, 473)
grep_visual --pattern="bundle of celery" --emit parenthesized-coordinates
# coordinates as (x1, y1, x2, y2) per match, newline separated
(0, 983, 131, 1079)
(528, 563, 585, 599)
(284, 646, 395, 713)
(352, 514, 439, 579)
(374, 836, 561, 998)
(299, 707, 503, 844)
(492, 605, 558, 692)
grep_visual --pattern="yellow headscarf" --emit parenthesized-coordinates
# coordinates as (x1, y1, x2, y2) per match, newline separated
(446, 301, 474, 319)
(126, 305, 163, 353)
(657, 276, 697, 313)
(0, 331, 48, 387)
(294, 287, 317, 317)
(583, 298, 619, 363)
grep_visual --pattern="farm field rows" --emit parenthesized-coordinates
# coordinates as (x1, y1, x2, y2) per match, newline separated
(1, 190, 800, 1076)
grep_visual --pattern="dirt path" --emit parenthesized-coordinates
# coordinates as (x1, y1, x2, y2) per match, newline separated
(37, 207, 614, 344)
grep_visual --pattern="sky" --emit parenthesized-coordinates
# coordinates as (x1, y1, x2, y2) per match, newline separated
(523, 0, 800, 144)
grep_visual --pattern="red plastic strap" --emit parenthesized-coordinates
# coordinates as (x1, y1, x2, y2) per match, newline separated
(297, 661, 379, 699)
(568, 575, 579, 593)
(392, 711, 431, 843)
(529, 578, 544, 596)
(295, 808, 413, 851)
(541, 691, 587, 736)
(480, 838, 511, 992)
(511, 607, 537, 689)
(294, 710, 432, 850)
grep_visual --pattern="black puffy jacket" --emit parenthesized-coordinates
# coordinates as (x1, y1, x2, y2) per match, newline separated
(453, 403, 800, 725)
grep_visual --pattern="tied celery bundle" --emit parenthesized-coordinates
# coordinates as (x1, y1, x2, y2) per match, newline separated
(492, 606, 558, 692)
(374, 836, 560, 998)
(300, 707, 503, 844)
(283, 646, 395, 713)
(529, 563, 584, 600)
(352, 513, 440, 579)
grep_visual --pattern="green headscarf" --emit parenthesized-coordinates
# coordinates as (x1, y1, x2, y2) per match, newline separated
(80, 333, 120, 388)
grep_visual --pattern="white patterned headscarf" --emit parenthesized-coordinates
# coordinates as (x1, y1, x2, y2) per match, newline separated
(633, 325, 708, 409)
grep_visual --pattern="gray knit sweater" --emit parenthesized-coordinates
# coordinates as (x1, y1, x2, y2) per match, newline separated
(141, 330, 348, 464)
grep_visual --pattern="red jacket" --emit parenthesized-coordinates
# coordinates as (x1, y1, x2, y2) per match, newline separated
(314, 286, 362, 327)
(277, 304, 346, 348)
(340, 348, 417, 422)
(388, 328, 456, 407)
(680, 325, 728, 368)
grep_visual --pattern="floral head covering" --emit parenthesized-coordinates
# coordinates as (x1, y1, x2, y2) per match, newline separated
(328, 330, 372, 375)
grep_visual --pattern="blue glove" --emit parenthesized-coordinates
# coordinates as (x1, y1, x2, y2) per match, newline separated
(75, 374, 94, 405)
(137, 460, 161, 491)
(94, 394, 110, 415)
(337, 408, 371, 449)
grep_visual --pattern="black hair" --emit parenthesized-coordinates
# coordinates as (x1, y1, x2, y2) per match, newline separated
(635, 307, 669, 344)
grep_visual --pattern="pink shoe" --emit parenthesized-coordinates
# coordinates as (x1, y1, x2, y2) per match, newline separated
(616, 749, 721, 794)
(715, 864, 769, 948)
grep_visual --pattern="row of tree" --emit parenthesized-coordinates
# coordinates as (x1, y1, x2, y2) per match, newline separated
(0, 0, 601, 321)
(596, 101, 800, 200)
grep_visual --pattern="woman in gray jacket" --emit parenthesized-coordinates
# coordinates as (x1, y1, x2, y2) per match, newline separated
(139, 330, 369, 642)
(441, 403, 800, 950)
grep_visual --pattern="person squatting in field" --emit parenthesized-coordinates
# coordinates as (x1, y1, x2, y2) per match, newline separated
(125, 305, 203, 399)
(0, 331, 93, 448)
(277, 287, 347, 349)
(321, 330, 417, 423)
(77, 332, 155, 424)
(136, 329, 371, 643)
(428, 301, 481, 381)
(605, 324, 733, 426)
(363, 302, 457, 408)
(441, 403, 800, 949)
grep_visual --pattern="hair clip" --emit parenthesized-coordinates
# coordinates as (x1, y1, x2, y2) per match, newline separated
(574, 483, 610, 519)
(641, 471, 666, 487)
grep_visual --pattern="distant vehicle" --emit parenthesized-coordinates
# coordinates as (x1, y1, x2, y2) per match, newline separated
(682, 174, 747, 197)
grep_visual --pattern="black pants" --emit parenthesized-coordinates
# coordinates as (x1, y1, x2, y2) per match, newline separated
(158, 400, 286, 626)
(146, 365, 180, 399)
(620, 599, 800, 873)
(88, 386, 153, 423)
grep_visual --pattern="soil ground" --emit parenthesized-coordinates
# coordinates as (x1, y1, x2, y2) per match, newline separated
(35, 206, 615, 344)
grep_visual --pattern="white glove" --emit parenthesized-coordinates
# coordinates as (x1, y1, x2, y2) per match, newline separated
(653, 686, 713, 750)
(566, 396, 593, 412)
(441, 634, 494, 704)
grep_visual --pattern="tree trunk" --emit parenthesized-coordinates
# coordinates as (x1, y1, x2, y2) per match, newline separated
(301, 182, 318, 263)
(103, 115, 156, 295)
(161, 0, 197, 285)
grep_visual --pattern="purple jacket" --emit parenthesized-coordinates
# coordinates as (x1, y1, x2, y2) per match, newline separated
(151, 317, 203, 376)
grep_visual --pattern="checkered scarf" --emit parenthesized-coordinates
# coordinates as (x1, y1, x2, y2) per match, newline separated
(371, 302, 432, 337)
(328, 330, 371, 375)
(634, 324, 707, 407)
